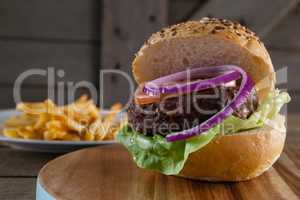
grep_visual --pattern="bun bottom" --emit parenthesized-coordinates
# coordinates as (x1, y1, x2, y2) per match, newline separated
(176, 115, 286, 181)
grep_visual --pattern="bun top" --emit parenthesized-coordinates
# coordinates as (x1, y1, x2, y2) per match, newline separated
(132, 18, 275, 101)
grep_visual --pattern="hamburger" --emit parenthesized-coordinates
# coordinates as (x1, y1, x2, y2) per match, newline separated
(117, 18, 290, 181)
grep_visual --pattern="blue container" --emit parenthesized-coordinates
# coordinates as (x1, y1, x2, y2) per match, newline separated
(36, 179, 55, 200)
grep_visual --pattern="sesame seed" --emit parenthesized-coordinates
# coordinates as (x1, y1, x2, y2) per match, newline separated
(214, 26, 225, 30)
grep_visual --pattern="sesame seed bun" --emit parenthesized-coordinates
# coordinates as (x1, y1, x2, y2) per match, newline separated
(132, 18, 275, 101)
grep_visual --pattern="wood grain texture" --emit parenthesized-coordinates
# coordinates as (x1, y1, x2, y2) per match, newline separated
(0, 84, 95, 109)
(190, 0, 300, 38)
(38, 144, 300, 200)
(0, 178, 36, 200)
(0, 147, 58, 176)
(169, 0, 205, 24)
(231, 166, 299, 200)
(0, 85, 49, 109)
(0, 40, 98, 85)
(269, 50, 300, 91)
(0, 0, 100, 41)
(274, 151, 300, 197)
(100, 0, 168, 107)
(265, 4, 300, 48)
(286, 113, 300, 146)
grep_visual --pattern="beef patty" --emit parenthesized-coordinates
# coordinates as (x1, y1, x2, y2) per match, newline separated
(127, 85, 258, 136)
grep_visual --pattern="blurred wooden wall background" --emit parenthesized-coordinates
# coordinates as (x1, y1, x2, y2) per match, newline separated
(0, 0, 299, 111)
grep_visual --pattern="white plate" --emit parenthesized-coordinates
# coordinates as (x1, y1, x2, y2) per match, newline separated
(0, 109, 119, 153)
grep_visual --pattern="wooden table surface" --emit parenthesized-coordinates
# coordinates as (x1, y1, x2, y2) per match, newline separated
(1, 114, 300, 200)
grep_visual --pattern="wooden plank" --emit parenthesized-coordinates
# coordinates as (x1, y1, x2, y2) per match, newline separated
(231, 166, 299, 200)
(0, 85, 94, 109)
(0, 0, 99, 41)
(190, 0, 300, 38)
(286, 113, 300, 148)
(169, 0, 205, 24)
(0, 40, 98, 85)
(0, 147, 58, 177)
(265, 4, 300, 48)
(287, 93, 300, 113)
(100, 0, 168, 107)
(0, 85, 47, 109)
(274, 152, 300, 197)
(285, 147, 300, 168)
(269, 49, 300, 91)
(287, 113, 300, 133)
(0, 178, 36, 200)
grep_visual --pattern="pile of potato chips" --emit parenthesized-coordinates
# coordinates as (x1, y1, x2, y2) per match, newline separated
(3, 96, 125, 141)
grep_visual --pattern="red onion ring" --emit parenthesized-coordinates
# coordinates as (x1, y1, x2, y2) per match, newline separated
(135, 67, 239, 105)
(164, 65, 254, 142)
(143, 67, 240, 96)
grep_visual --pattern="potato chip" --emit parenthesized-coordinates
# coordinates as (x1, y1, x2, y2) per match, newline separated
(17, 127, 41, 139)
(43, 130, 57, 140)
(61, 133, 81, 141)
(3, 128, 20, 139)
(17, 99, 61, 115)
(5, 115, 36, 128)
(34, 113, 49, 130)
(84, 132, 95, 141)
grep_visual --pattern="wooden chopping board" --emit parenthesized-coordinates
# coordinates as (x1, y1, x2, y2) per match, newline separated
(37, 144, 300, 200)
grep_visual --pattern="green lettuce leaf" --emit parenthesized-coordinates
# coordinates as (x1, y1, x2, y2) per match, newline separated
(117, 90, 290, 175)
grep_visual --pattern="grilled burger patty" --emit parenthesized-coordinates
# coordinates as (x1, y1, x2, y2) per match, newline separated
(127, 86, 258, 136)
